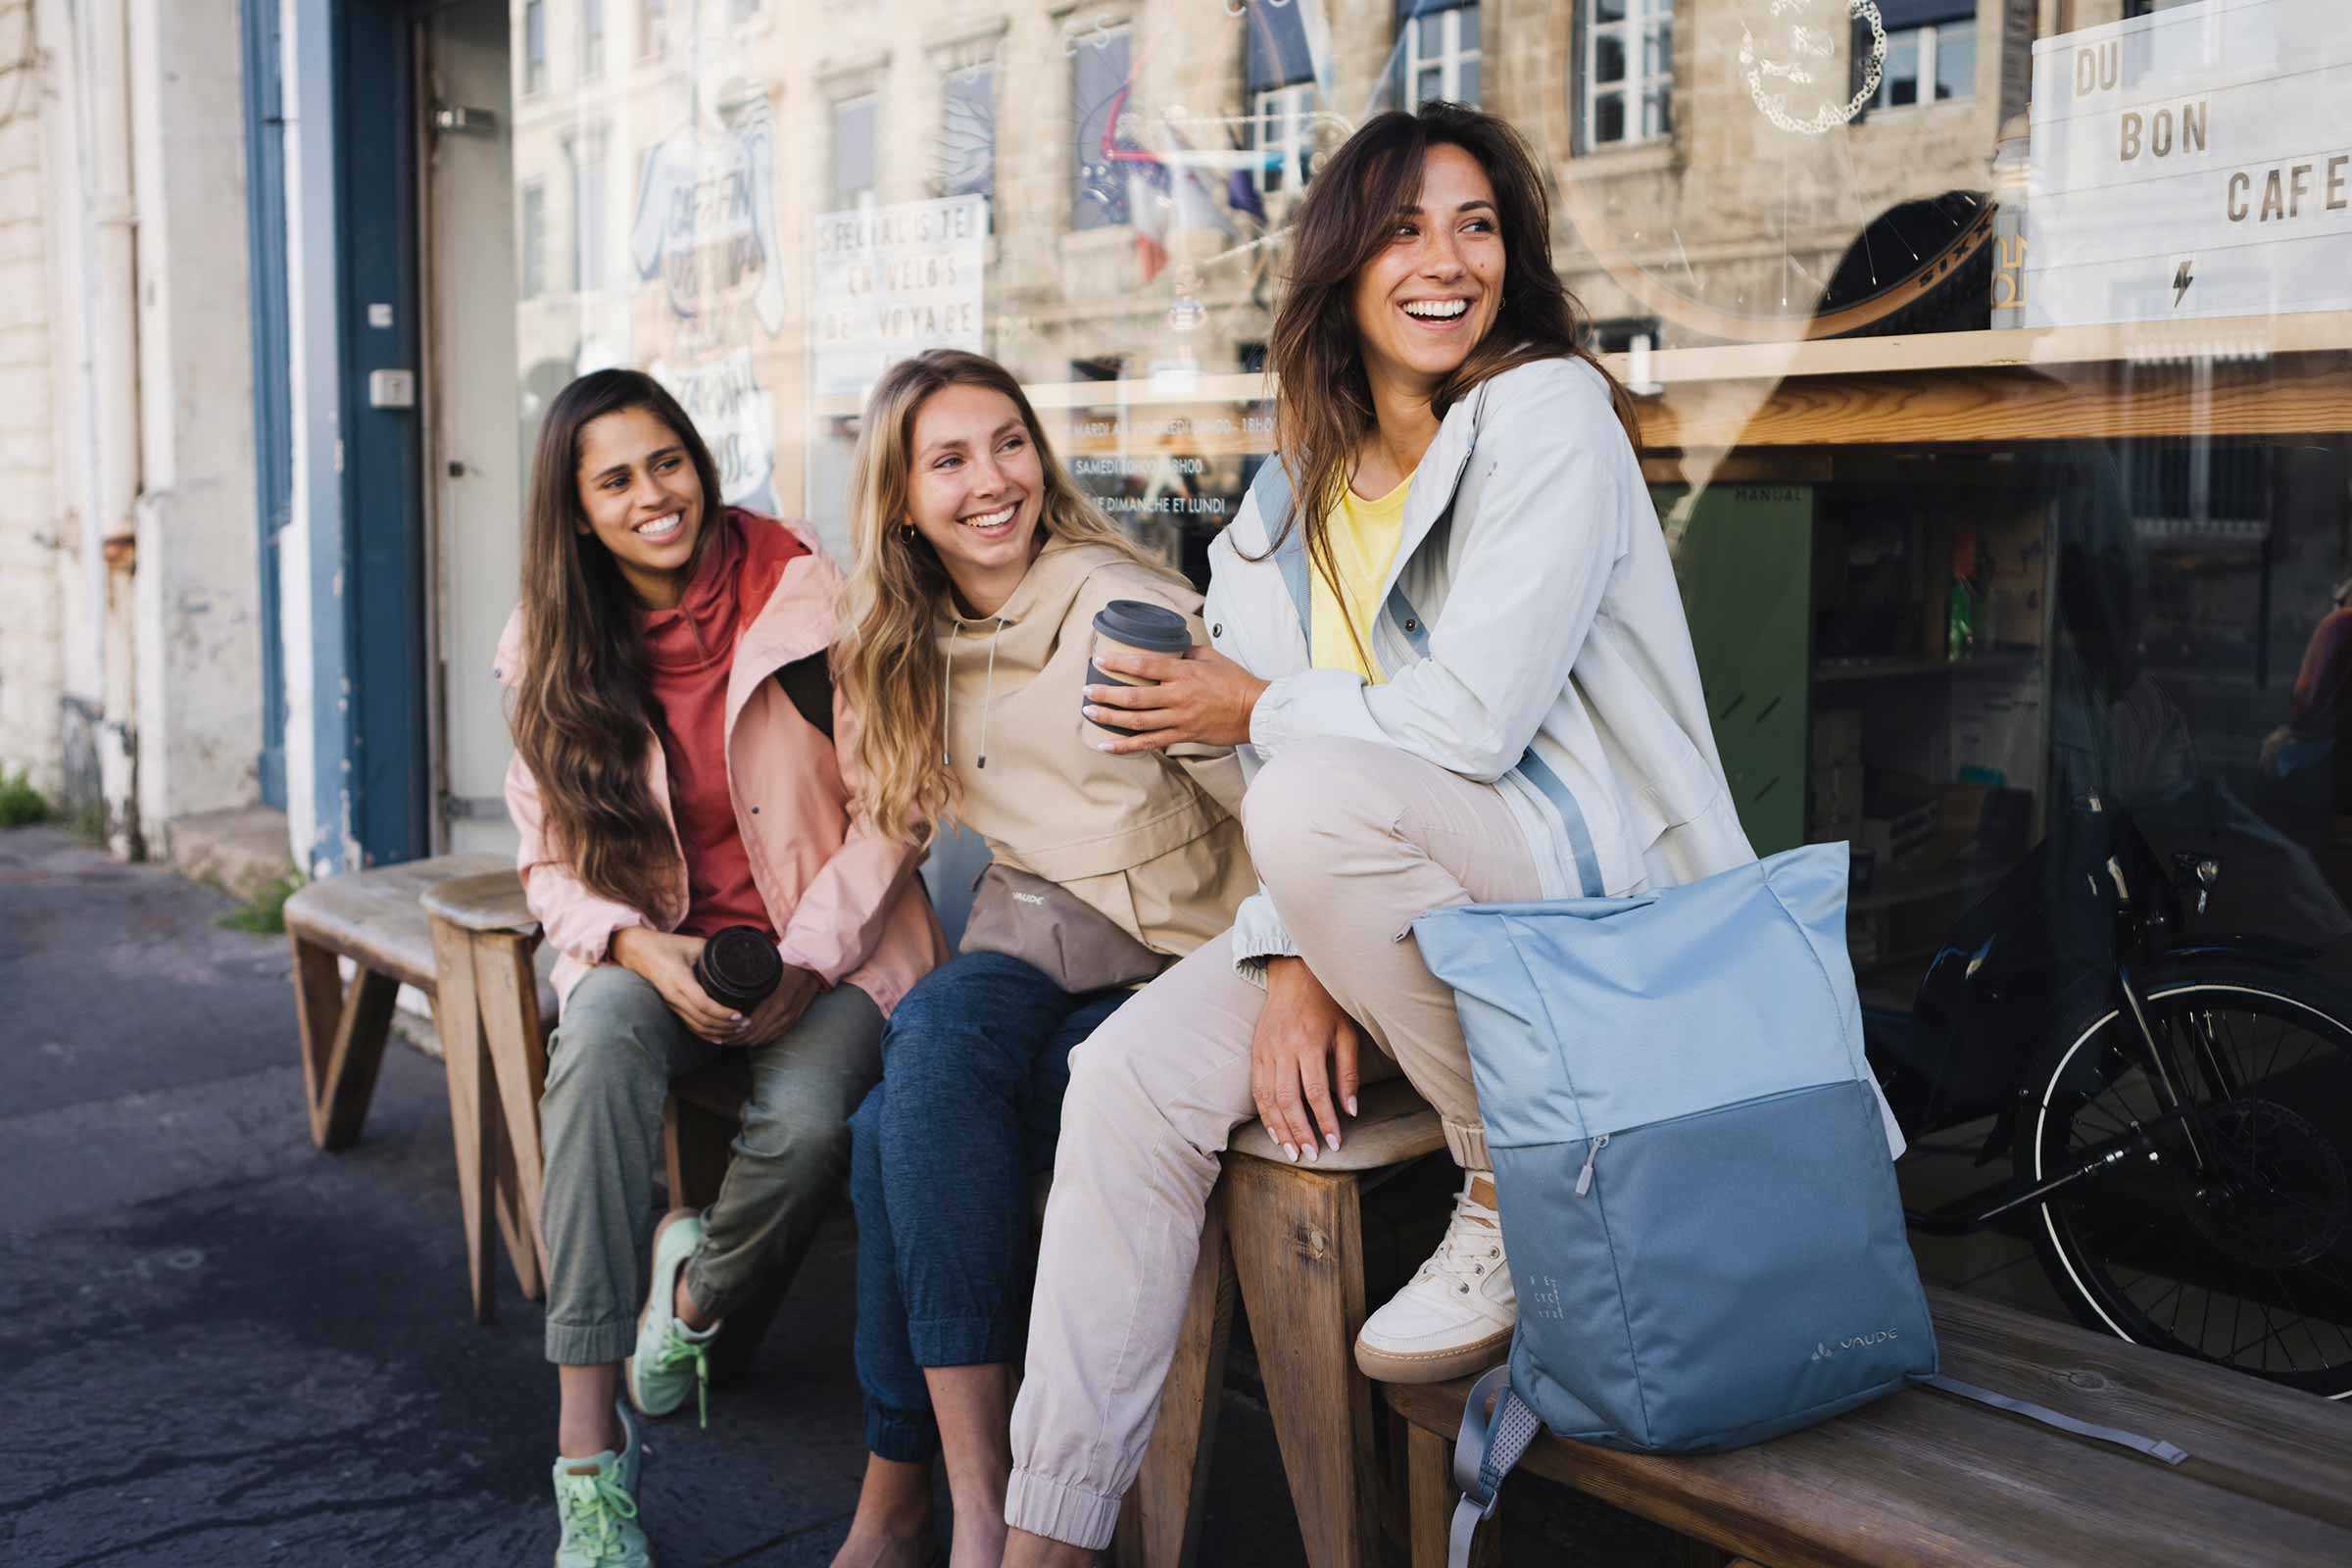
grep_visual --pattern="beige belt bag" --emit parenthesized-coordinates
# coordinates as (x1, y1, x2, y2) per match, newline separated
(959, 863, 1167, 995)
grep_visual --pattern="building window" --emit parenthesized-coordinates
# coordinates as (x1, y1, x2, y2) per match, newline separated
(1874, 14, 1976, 110)
(519, 181, 547, 299)
(1254, 82, 1316, 193)
(1584, 0, 1672, 150)
(1071, 24, 1132, 231)
(1402, 2, 1481, 111)
(833, 95, 878, 211)
(523, 0, 547, 96)
(570, 134, 609, 293)
(581, 0, 606, 78)
(938, 65, 996, 203)
(732, 0, 764, 23)
(639, 0, 667, 59)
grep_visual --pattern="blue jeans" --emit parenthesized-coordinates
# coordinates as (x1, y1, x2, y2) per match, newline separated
(850, 951, 1129, 1462)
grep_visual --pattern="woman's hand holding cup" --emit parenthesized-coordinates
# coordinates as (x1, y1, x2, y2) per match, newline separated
(612, 927, 744, 1044)
(1084, 644, 1268, 753)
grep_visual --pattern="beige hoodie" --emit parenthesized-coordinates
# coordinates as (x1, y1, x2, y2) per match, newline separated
(939, 538, 1252, 959)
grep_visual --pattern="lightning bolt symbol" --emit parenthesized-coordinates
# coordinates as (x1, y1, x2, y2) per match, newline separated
(2174, 260, 2195, 309)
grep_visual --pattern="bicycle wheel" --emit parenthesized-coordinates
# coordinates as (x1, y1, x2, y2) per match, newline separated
(2015, 962, 2352, 1397)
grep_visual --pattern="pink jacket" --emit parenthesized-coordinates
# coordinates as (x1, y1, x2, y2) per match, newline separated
(496, 515, 947, 1016)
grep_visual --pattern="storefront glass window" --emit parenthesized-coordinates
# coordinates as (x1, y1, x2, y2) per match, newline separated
(508, 11, 2352, 1351)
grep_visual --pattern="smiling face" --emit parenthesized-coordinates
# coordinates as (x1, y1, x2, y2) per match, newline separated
(905, 381, 1048, 617)
(574, 405, 707, 610)
(1349, 141, 1507, 398)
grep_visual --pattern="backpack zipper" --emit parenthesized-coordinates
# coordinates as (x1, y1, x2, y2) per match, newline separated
(1575, 1133, 1610, 1197)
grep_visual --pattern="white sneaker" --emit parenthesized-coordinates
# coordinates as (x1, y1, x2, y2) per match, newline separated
(1354, 1175, 1514, 1384)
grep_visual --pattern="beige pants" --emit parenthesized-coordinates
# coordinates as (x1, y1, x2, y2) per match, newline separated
(1004, 738, 1544, 1547)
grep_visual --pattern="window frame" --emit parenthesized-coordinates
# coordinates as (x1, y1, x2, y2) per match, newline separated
(1253, 80, 1316, 193)
(1069, 22, 1134, 232)
(831, 92, 881, 213)
(522, 0, 548, 97)
(1402, 3, 1482, 111)
(518, 179, 547, 300)
(1873, 19, 1976, 111)
(1583, 0, 1674, 153)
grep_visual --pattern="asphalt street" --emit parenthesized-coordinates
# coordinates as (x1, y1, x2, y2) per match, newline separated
(0, 824, 1678, 1567)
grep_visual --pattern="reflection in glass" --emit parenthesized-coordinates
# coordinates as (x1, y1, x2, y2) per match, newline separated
(1070, 25, 1132, 230)
(938, 66, 996, 203)
(1936, 23, 1977, 102)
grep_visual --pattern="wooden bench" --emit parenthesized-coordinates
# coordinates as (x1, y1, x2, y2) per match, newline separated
(665, 1046, 1450, 1568)
(1384, 1284, 2352, 1568)
(282, 856, 559, 1320)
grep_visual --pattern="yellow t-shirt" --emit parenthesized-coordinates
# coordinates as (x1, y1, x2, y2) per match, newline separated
(1308, 468, 1414, 684)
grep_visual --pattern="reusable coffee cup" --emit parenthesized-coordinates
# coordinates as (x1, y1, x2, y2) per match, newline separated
(1085, 599, 1194, 734)
(694, 925, 783, 1012)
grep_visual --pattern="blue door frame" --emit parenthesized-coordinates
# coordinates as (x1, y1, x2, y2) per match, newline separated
(239, 0, 290, 810)
(286, 0, 430, 872)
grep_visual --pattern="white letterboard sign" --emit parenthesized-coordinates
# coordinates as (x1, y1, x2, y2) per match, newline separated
(2025, 0, 2351, 328)
(808, 195, 988, 402)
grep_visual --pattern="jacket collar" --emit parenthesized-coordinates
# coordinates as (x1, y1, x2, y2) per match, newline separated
(1245, 382, 1486, 643)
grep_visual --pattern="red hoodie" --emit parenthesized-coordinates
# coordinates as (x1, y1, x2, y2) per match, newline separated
(639, 507, 808, 939)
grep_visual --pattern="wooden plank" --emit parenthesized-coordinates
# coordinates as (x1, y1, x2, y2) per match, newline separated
(1383, 1372, 2352, 1568)
(1116, 1184, 1236, 1568)
(1226, 1160, 1379, 1568)
(312, 967, 398, 1151)
(476, 929, 552, 1284)
(1226, 1078, 1446, 1173)
(428, 915, 499, 1325)
(418, 869, 537, 934)
(281, 853, 512, 990)
(1637, 354, 2352, 450)
(662, 1095, 734, 1212)
(1405, 1421, 1501, 1568)
(1929, 1286, 2352, 1532)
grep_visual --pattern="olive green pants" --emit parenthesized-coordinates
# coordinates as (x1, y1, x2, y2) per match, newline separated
(536, 963, 884, 1366)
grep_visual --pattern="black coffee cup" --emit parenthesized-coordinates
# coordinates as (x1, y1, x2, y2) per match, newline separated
(694, 925, 783, 1012)
(1085, 600, 1194, 734)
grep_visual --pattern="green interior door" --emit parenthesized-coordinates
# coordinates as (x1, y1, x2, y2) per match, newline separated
(1658, 483, 1814, 858)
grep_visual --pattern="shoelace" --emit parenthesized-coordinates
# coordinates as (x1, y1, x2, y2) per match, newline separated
(1414, 1183, 1505, 1299)
(558, 1467, 640, 1562)
(654, 1324, 711, 1428)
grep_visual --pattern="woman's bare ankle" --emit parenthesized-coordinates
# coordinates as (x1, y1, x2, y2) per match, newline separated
(1002, 1527, 1094, 1567)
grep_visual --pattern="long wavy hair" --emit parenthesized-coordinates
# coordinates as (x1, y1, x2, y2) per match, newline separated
(1267, 101, 1639, 662)
(510, 368, 727, 917)
(835, 350, 1182, 848)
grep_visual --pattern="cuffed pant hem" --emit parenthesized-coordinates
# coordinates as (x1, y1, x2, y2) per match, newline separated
(866, 1397, 941, 1464)
(907, 1312, 1021, 1370)
(680, 1255, 743, 1325)
(1443, 1117, 1492, 1171)
(1004, 1469, 1120, 1551)
(546, 1317, 635, 1367)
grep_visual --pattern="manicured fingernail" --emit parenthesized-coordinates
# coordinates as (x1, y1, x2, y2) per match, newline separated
(1304, 1141, 1319, 1163)
(1327, 1133, 1342, 1151)
(1346, 1096, 1359, 1116)
(1083, 706, 1102, 720)
(1282, 1143, 1298, 1162)
(1095, 742, 1115, 752)
(728, 1012, 745, 1022)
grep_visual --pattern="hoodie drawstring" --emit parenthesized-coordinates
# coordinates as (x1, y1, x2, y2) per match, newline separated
(943, 615, 1011, 771)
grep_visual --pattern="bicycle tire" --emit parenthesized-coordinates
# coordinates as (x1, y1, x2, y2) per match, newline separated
(2014, 961, 2352, 1397)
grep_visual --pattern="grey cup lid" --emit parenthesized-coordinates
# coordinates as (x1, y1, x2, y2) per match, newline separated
(1092, 598, 1192, 654)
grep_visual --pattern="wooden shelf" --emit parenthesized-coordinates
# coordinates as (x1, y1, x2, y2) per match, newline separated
(1814, 654, 2041, 685)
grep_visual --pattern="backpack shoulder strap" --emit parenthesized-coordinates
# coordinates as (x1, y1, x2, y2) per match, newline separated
(1448, 1364, 1544, 1568)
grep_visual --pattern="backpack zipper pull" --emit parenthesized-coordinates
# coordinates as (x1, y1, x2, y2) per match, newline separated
(1576, 1134, 1609, 1198)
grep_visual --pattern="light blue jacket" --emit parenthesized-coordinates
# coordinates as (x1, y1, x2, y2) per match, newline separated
(1204, 355, 1756, 977)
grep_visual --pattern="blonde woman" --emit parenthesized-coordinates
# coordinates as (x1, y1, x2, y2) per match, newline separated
(827, 351, 1252, 1568)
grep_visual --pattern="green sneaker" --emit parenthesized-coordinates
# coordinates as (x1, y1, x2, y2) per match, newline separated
(552, 1401, 650, 1567)
(626, 1207, 718, 1426)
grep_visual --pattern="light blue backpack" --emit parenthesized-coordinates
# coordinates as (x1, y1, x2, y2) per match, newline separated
(1412, 842, 2181, 1563)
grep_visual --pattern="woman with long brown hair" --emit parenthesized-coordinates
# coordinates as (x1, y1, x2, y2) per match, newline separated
(825, 350, 1250, 1568)
(1001, 103, 1772, 1563)
(498, 368, 944, 1568)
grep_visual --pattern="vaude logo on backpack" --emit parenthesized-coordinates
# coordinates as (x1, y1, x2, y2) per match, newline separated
(1412, 843, 1936, 1554)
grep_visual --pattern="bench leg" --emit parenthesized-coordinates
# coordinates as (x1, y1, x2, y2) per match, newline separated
(662, 1096, 735, 1212)
(1226, 1159, 1379, 1568)
(476, 930, 552, 1286)
(491, 1107, 544, 1299)
(429, 917, 500, 1325)
(1113, 1182, 1237, 1568)
(288, 932, 398, 1151)
(1406, 1421, 1503, 1568)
